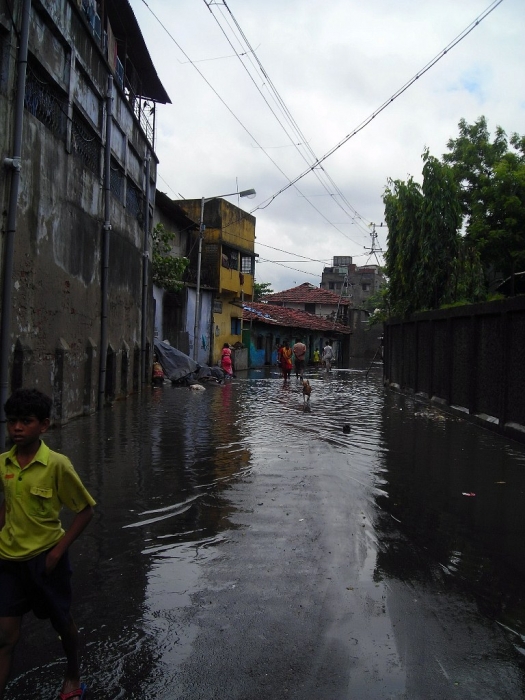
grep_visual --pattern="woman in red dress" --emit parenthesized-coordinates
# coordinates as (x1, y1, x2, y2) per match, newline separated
(221, 343, 233, 377)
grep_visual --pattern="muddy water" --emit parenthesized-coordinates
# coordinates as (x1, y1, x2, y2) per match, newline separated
(7, 363, 525, 699)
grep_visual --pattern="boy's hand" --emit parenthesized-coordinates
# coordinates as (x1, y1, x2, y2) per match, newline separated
(45, 546, 64, 575)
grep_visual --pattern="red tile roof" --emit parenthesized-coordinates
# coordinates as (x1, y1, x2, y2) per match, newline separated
(264, 282, 350, 306)
(241, 302, 351, 334)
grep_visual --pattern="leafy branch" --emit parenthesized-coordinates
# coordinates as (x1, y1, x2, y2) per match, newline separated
(152, 223, 189, 293)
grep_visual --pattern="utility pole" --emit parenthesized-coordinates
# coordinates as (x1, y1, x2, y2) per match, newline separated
(364, 224, 384, 267)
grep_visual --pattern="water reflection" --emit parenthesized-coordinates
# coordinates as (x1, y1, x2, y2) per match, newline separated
(6, 365, 525, 698)
(375, 390, 525, 639)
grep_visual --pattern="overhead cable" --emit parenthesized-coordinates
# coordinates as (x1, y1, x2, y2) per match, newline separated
(253, 0, 504, 211)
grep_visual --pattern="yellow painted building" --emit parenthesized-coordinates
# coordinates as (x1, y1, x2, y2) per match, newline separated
(174, 198, 256, 364)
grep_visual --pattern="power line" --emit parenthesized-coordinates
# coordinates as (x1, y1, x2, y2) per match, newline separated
(257, 258, 322, 277)
(253, 0, 504, 211)
(138, 0, 372, 248)
(207, 0, 373, 237)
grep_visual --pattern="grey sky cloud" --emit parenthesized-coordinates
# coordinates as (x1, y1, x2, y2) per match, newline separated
(130, 0, 524, 290)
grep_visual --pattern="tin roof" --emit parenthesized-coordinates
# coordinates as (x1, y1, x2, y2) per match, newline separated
(106, 0, 171, 104)
(264, 282, 350, 306)
(242, 302, 351, 334)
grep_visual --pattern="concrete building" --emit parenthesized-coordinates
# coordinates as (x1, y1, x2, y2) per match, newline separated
(264, 281, 382, 359)
(242, 302, 351, 368)
(263, 283, 350, 326)
(152, 191, 204, 356)
(321, 256, 385, 307)
(173, 198, 257, 365)
(0, 0, 169, 423)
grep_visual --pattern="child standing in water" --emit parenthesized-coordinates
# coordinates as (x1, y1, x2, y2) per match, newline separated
(0, 389, 95, 700)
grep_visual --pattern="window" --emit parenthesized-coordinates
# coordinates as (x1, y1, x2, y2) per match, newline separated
(126, 177, 143, 218)
(329, 282, 335, 290)
(72, 107, 101, 175)
(110, 159, 125, 203)
(24, 60, 67, 141)
(256, 335, 264, 350)
(222, 246, 239, 270)
(231, 318, 241, 335)
(305, 303, 315, 314)
(362, 283, 370, 291)
(241, 255, 254, 275)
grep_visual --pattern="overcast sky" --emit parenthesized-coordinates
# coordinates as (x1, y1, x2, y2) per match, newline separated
(128, 0, 524, 292)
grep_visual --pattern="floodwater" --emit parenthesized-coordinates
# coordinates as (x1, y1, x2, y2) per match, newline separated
(7, 362, 525, 699)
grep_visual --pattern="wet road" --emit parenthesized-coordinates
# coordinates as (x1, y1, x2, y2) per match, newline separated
(6, 362, 525, 699)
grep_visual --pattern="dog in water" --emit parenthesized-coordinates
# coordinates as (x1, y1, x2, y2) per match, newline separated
(302, 379, 312, 411)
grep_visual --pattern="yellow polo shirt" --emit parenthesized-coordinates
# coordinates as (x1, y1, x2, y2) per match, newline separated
(0, 440, 96, 561)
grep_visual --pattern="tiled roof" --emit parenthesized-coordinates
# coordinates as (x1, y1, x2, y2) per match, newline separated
(264, 282, 350, 305)
(241, 302, 351, 334)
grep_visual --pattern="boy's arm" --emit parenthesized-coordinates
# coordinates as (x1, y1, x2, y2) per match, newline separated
(45, 504, 94, 574)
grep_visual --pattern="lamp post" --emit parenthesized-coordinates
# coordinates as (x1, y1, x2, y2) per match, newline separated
(193, 188, 256, 361)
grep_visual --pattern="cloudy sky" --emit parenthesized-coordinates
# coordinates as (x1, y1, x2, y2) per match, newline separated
(128, 0, 524, 292)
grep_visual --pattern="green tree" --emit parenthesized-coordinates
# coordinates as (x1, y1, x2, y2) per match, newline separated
(253, 281, 274, 301)
(444, 117, 525, 285)
(152, 223, 188, 292)
(383, 153, 463, 315)
(419, 150, 462, 308)
(383, 175, 423, 315)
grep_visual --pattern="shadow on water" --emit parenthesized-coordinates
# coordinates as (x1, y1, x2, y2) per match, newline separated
(6, 361, 525, 697)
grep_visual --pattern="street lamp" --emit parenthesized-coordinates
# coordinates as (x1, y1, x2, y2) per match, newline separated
(193, 188, 256, 361)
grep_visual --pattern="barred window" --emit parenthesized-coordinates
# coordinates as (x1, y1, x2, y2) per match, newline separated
(241, 255, 254, 275)
(24, 62, 67, 140)
(222, 246, 238, 270)
(110, 159, 125, 203)
(126, 177, 143, 219)
(72, 107, 100, 175)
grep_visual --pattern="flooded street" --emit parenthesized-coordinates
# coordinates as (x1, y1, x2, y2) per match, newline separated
(7, 363, 525, 699)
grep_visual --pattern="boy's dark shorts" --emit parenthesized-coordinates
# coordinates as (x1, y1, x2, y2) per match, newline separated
(295, 359, 305, 374)
(0, 549, 72, 626)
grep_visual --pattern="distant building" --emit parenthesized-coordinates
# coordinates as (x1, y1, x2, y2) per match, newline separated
(263, 283, 350, 326)
(242, 302, 351, 368)
(173, 198, 257, 365)
(152, 192, 200, 355)
(320, 256, 385, 307)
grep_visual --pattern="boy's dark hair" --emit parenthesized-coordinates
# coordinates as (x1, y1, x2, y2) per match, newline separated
(4, 388, 52, 421)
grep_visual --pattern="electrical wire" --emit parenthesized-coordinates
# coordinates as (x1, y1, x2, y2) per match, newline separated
(137, 0, 371, 248)
(257, 258, 322, 277)
(254, 0, 504, 211)
(206, 0, 372, 237)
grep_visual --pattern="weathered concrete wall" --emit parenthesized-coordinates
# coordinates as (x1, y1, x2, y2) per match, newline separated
(0, 0, 157, 423)
(383, 297, 525, 443)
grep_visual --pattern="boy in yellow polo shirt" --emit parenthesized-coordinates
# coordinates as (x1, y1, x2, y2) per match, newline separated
(0, 389, 95, 700)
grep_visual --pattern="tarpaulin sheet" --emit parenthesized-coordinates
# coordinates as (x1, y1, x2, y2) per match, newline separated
(154, 340, 198, 382)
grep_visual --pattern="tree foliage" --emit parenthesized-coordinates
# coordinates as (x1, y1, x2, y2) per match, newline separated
(253, 281, 274, 301)
(443, 116, 525, 284)
(151, 223, 188, 293)
(383, 117, 525, 316)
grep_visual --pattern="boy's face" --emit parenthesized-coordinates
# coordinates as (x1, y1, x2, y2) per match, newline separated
(6, 414, 49, 448)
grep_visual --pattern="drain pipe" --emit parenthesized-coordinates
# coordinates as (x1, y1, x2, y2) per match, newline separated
(141, 155, 151, 385)
(97, 75, 113, 410)
(0, 0, 32, 450)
